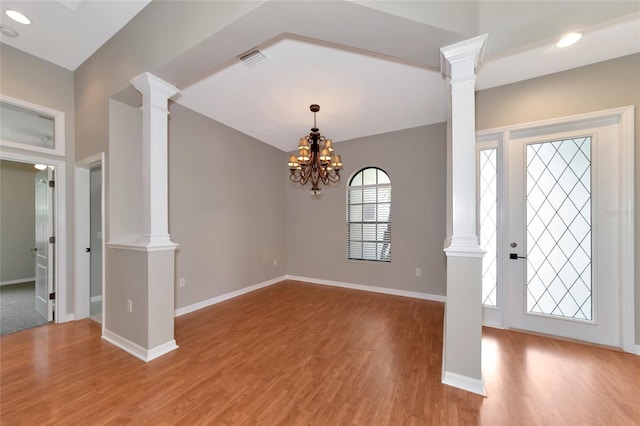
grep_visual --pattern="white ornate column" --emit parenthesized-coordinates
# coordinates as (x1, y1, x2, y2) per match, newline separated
(103, 72, 179, 362)
(440, 34, 488, 395)
(130, 72, 179, 248)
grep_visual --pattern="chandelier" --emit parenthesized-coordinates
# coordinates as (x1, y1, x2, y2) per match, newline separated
(288, 104, 343, 194)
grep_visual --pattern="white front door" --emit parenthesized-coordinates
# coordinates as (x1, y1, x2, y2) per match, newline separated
(504, 117, 625, 347)
(478, 108, 634, 350)
(34, 168, 54, 321)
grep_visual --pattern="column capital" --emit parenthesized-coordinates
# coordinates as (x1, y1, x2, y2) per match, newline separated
(131, 72, 179, 100)
(440, 34, 488, 81)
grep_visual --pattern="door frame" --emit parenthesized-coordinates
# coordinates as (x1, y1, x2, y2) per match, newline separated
(477, 105, 635, 353)
(34, 167, 55, 321)
(75, 153, 106, 331)
(0, 150, 68, 323)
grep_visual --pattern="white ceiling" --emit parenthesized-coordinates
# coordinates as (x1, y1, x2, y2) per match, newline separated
(176, 36, 445, 152)
(0, 0, 150, 70)
(1, 1, 639, 151)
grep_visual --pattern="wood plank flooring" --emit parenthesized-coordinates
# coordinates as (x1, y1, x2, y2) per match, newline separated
(1, 280, 639, 425)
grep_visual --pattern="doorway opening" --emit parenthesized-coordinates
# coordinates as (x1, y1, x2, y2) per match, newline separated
(75, 153, 105, 328)
(0, 96, 68, 326)
(0, 159, 57, 335)
(477, 106, 634, 352)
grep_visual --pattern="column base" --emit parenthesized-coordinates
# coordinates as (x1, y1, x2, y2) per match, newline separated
(442, 371, 487, 396)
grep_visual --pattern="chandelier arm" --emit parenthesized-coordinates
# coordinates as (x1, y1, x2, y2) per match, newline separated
(299, 165, 310, 184)
(289, 172, 302, 183)
(327, 172, 341, 183)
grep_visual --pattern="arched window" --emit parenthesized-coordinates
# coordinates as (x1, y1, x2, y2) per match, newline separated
(347, 167, 391, 262)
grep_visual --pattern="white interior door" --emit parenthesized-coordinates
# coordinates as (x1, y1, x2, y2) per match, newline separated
(504, 118, 623, 347)
(35, 168, 54, 321)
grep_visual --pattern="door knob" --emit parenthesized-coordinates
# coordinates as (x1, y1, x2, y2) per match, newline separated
(510, 253, 527, 259)
(30, 247, 37, 252)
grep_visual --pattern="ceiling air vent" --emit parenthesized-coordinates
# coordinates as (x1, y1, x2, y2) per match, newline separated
(239, 50, 268, 69)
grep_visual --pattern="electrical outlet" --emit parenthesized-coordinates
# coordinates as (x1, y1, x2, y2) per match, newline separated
(416, 268, 422, 277)
(126, 299, 132, 313)
(179, 278, 186, 288)
(273, 258, 278, 266)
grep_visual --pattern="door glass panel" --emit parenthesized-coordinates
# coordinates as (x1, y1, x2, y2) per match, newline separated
(479, 148, 498, 306)
(526, 137, 592, 320)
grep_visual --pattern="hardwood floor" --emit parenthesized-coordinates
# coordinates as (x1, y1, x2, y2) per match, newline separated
(1, 280, 639, 425)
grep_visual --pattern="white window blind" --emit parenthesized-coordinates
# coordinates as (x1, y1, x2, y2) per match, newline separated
(347, 167, 391, 262)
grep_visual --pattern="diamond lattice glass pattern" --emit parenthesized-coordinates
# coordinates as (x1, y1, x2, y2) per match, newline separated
(479, 149, 498, 306)
(526, 137, 592, 320)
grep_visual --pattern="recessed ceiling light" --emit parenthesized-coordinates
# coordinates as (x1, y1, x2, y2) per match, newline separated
(0, 25, 19, 38)
(556, 32, 582, 48)
(5, 9, 31, 25)
(34, 164, 48, 171)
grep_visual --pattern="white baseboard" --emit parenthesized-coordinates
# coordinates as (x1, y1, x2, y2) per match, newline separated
(482, 321, 506, 329)
(285, 275, 446, 303)
(63, 313, 75, 322)
(174, 275, 287, 317)
(90, 295, 103, 303)
(442, 371, 487, 396)
(0, 277, 36, 286)
(174, 275, 444, 319)
(102, 329, 178, 362)
(636, 345, 640, 356)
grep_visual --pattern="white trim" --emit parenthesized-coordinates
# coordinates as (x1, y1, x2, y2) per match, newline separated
(106, 241, 177, 252)
(0, 150, 68, 324)
(440, 34, 488, 80)
(175, 276, 286, 317)
(444, 244, 486, 258)
(442, 371, 486, 396)
(0, 277, 36, 286)
(90, 295, 102, 303)
(65, 313, 75, 322)
(476, 106, 633, 137)
(147, 340, 179, 361)
(0, 94, 66, 157)
(482, 321, 506, 330)
(617, 106, 635, 354)
(286, 275, 447, 303)
(102, 329, 179, 362)
(635, 345, 640, 356)
(174, 276, 445, 318)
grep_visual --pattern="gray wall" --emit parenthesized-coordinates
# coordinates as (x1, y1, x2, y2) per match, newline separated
(108, 100, 143, 241)
(475, 53, 640, 343)
(286, 123, 447, 296)
(168, 103, 286, 309)
(105, 248, 149, 345)
(0, 160, 36, 283)
(74, 1, 260, 160)
(0, 44, 75, 312)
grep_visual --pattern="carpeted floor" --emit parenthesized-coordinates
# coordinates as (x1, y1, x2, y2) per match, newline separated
(0, 281, 49, 336)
